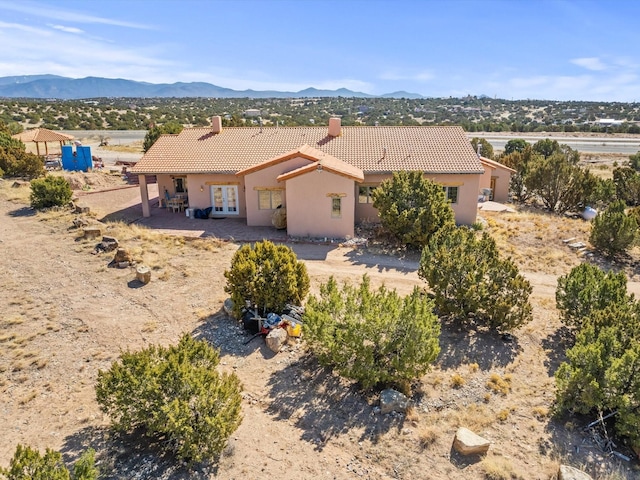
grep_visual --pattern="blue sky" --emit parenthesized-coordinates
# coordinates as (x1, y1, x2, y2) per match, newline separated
(0, 0, 638, 101)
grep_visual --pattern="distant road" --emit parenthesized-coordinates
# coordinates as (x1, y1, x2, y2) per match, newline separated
(471, 133, 640, 155)
(58, 129, 640, 156)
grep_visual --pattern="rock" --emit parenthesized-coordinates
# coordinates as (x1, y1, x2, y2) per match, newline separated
(379, 389, 409, 414)
(117, 261, 130, 269)
(83, 226, 101, 239)
(265, 328, 288, 353)
(96, 236, 119, 253)
(558, 465, 593, 480)
(11, 180, 29, 188)
(113, 248, 132, 263)
(72, 216, 89, 229)
(136, 265, 151, 284)
(453, 427, 490, 456)
(75, 205, 90, 214)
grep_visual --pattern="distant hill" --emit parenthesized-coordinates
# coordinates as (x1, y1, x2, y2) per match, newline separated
(0, 75, 424, 100)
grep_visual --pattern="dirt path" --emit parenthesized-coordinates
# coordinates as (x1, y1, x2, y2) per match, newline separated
(1, 190, 638, 479)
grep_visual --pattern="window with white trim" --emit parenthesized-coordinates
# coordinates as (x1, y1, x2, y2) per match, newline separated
(258, 189, 283, 210)
(443, 186, 459, 204)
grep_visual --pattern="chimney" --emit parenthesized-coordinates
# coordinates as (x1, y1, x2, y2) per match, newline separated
(328, 117, 341, 137)
(212, 115, 222, 134)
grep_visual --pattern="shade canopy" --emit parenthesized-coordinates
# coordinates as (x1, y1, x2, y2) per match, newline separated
(12, 128, 75, 156)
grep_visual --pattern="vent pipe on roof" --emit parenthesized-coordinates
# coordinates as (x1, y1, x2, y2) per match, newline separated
(328, 117, 341, 137)
(212, 115, 222, 134)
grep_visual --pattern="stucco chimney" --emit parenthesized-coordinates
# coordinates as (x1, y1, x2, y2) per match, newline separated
(212, 115, 222, 134)
(328, 117, 341, 137)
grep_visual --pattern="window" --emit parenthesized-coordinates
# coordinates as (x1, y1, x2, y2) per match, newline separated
(331, 197, 342, 218)
(210, 185, 239, 215)
(258, 190, 283, 210)
(174, 177, 187, 193)
(443, 186, 459, 204)
(358, 185, 377, 204)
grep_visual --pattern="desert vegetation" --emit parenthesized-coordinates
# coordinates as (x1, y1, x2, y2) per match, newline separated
(2, 96, 640, 133)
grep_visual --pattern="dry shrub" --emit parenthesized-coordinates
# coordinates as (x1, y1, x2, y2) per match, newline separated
(418, 425, 439, 449)
(487, 373, 512, 396)
(480, 455, 523, 479)
(450, 373, 465, 388)
(497, 408, 514, 422)
(532, 406, 549, 420)
(468, 362, 479, 373)
(447, 404, 493, 431)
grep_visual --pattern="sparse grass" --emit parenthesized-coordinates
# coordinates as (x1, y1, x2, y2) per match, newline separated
(480, 455, 523, 479)
(532, 406, 549, 420)
(447, 404, 493, 431)
(468, 362, 479, 373)
(3, 316, 25, 326)
(450, 373, 465, 388)
(417, 425, 439, 449)
(497, 407, 515, 422)
(141, 321, 158, 333)
(0, 333, 17, 343)
(19, 391, 37, 405)
(482, 209, 590, 274)
(487, 373, 512, 396)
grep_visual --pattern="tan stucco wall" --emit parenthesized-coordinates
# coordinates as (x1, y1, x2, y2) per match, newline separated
(242, 157, 311, 226)
(480, 163, 513, 203)
(285, 170, 356, 238)
(355, 172, 480, 226)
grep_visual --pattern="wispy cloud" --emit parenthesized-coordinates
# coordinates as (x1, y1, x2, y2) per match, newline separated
(49, 24, 84, 34)
(571, 57, 608, 71)
(0, 0, 153, 29)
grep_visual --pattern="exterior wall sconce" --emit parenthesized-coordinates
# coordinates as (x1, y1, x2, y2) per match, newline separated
(317, 163, 322, 172)
(200, 185, 204, 192)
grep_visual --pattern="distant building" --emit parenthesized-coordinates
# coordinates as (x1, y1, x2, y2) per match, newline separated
(597, 118, 623, 126)
(244, 109, 261, 117)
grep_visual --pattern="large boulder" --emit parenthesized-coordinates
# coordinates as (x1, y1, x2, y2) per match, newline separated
(265, 327, 288, 353)
(379, 389, 409, 414)
(453, 427, 490, 456)
(558, 465, 593, 480)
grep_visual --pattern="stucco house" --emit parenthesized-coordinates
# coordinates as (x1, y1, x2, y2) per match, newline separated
(131, 116, 512, 238)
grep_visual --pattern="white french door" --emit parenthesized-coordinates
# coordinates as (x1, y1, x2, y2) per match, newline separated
(210, 185, 239, 215)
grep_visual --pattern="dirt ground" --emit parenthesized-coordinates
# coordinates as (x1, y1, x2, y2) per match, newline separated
(1, 173, 639, 480)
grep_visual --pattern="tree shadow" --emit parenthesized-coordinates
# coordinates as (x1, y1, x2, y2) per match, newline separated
(59, 426, 217, 479)
(191, 308, 276, 359)
(264, 355, 405, 451)
(436, 320, 521, 371)
(342, 247, 420, 274)
(543, 412, 638, 479)
(541, 325, 573, 376)
(8, 206, 36, 217)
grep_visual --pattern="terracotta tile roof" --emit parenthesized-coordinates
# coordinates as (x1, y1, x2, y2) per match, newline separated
(132, 125, 483, 175)
(480, 156, 516, 173)
(237, 144, 364, 183)
(12, 128, 75, 143)
(276, 152, 365, 184)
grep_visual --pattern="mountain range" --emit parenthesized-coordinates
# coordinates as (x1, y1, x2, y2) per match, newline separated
(0, 75, 425, 100)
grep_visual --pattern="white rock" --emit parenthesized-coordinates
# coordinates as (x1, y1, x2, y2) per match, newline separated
(265, 327, 288, 353)
(558, 465, 593, 480)
(453, 427, 490, 455)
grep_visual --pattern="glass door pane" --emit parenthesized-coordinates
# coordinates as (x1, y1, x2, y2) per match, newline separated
(226, 186, 237, 212)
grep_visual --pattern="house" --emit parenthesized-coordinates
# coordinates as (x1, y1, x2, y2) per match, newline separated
(131, 117, 509, 238)
(479, 156, 515, 203)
